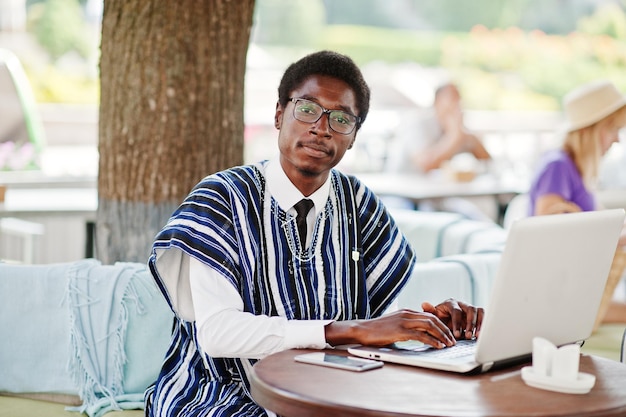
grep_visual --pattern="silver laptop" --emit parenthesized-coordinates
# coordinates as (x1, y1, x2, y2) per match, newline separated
(349, 209, 626, 374)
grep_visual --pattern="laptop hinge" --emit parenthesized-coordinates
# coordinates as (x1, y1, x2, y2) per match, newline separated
(480, 353, 532, 374)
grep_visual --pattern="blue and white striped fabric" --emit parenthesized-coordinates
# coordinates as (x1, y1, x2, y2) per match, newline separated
(145, 161, 416, 416)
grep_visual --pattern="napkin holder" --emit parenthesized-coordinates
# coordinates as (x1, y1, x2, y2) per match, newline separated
(521, 337, 595, 394)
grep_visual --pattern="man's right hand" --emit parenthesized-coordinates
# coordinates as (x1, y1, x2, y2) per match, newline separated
(324, 309, 457, 349)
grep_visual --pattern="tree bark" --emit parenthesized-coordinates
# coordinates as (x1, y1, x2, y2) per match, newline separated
(97, 0, 255, 264)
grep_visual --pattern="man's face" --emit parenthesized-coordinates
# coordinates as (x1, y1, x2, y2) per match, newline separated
(274, 74, 358, 186)
(435, 85, 461, 115)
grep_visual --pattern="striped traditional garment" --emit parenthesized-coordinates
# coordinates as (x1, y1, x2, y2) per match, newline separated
(145, 161, 416, 416)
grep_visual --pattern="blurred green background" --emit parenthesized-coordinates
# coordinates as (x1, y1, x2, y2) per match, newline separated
(13, 0, 626, 111)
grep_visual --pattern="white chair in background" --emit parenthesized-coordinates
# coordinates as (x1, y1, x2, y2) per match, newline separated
(502, 193, 530, 229)
(0, 217, 44, 263)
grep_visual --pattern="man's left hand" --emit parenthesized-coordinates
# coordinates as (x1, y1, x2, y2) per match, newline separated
(422, 299, 483, 340)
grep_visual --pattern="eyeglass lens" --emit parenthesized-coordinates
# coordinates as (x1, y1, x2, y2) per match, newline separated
(292, 99, 358, 134)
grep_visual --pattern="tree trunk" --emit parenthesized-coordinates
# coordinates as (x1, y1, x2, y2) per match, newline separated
(97, 0, 255, 264)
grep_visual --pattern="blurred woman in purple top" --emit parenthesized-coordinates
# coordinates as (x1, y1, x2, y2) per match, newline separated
(528, 80, 626, 326)
(529, 80, 626, 219)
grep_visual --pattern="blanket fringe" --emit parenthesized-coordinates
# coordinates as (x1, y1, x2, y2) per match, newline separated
(66, 260, 145, 416)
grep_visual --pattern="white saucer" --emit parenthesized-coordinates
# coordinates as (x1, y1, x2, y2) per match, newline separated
(521, 366, 596, 394)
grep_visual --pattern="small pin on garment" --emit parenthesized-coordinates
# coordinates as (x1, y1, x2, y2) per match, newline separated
(352, 250, 360, 261)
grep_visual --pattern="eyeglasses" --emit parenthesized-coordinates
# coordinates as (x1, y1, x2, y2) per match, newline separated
(289, 97, 360, 135)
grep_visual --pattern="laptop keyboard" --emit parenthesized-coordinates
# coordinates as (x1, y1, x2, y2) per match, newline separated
(420, 339, 477, 359)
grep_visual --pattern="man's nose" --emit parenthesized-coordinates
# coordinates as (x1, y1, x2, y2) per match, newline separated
(311, 112, 332, 136)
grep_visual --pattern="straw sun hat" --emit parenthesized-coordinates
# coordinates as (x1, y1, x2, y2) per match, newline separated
(562, 80, 626, 133)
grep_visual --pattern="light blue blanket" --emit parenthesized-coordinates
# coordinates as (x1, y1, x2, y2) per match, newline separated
(66, 260, 172, 417)
(0, 262, 79, 395)
(0, 259, 172, 417)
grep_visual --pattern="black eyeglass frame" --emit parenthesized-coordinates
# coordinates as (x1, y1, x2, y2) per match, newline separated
(288, 97, 361, 135)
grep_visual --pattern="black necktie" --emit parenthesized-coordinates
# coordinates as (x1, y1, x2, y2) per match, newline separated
(294, 198, 314, 249)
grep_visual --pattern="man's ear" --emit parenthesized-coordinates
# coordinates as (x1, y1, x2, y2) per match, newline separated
(274, 101, 283, 130)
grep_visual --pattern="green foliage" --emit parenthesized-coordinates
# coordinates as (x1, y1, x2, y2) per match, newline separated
(315, 26, 444, 66)
(25, 63, 99, 104)
(21, 0, 626, 110)
(254, 0, 325, 47)
(578, 3, 626, 39)
(249, 0, 626, 111)
(321, 0, 597, 34)
(309, 21, 626, 111)
(29, 0, 91, 61)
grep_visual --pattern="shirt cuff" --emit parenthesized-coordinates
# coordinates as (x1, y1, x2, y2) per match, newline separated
(284, 319, 334, 349)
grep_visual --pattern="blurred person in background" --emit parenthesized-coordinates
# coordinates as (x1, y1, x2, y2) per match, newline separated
(528, 80, 626, 234)
(385, 82, 493, 220)
(528, 79, 626, 324)
(388, 82, 491, 174)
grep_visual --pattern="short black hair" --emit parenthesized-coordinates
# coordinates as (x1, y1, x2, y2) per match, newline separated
(277, 50, 371, 129)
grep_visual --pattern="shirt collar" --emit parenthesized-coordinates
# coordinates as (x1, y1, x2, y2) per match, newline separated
(265, 158, 331, 216)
